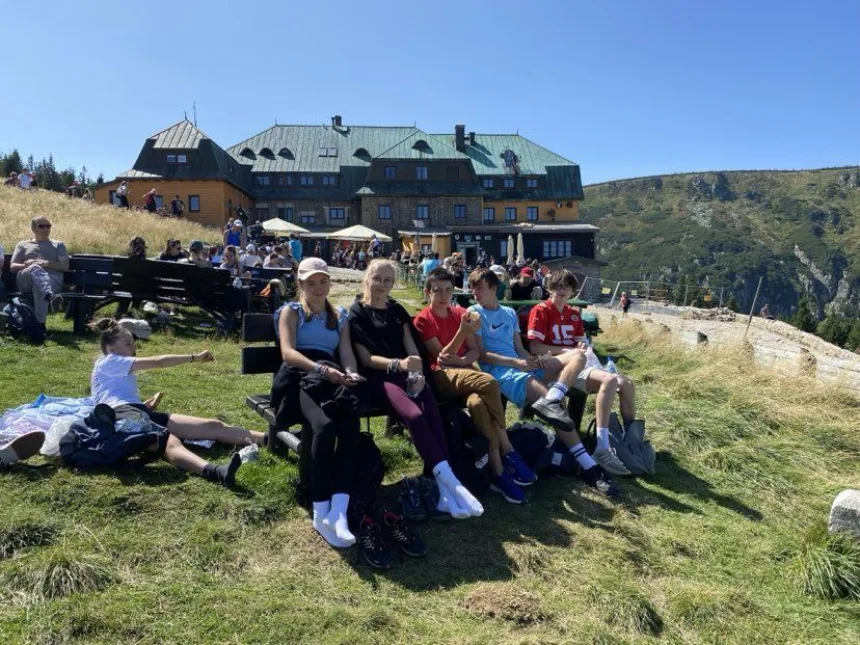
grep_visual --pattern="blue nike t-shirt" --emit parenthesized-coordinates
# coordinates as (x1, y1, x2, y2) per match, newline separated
(468, 304, 519, 359)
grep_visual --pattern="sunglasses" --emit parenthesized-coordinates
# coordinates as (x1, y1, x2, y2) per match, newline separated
(36, 224, 52, 229)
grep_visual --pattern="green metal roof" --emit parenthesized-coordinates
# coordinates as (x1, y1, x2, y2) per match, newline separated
(149, 120, 206, 150)
(374, 130, 467, 160)
(431, 133, 577, 176)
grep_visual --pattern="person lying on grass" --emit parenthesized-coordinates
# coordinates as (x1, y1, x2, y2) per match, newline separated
(413, 267, 536, 505)
(466, 268, 620, 498)
(527, 269, 643, 476)
(89, 318, 265, 485)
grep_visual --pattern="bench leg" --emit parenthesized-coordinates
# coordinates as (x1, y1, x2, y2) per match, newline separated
(73, 300, 92, 336)
(267, 425, 289, 456)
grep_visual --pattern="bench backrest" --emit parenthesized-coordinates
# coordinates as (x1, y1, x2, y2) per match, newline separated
(2, 253, 113, 295)
(241, 312, 282, 375)
(111, 257, 234, 304)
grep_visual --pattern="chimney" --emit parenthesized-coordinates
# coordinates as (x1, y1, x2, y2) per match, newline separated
(455, 124, 466, 152)
(332, 115, 342, 128)
(468, 131, 476, 145)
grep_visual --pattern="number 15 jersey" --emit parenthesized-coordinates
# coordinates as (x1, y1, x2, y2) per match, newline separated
(526, 301, 585, 346)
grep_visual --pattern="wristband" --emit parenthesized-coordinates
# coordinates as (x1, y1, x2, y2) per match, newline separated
(313, 362, 325, 374)
(388, 358, 401, 374)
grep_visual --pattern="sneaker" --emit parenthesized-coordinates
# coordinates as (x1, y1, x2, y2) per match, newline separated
(418, 476, 451, 522)
(489, 471, 526, 504)
(503, 450, 538, 486)
(357, 516, 392, 570)
(398, 478, 428, 522)
(593, 447, 632, 476)
(382, 510, 427, 558)
(0, 431, 46, 466)
(530, 397, 574, 431)
(580, 465, 620, 498)
(48, 293, 64, 313)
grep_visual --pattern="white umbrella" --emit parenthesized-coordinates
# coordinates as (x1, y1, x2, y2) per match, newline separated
(516, 233, 525, 264)
(507, 235, 515, 264)
(262, 218, 310, 234)
(431, 233, 438, 253)
(326, 224, 392, 242)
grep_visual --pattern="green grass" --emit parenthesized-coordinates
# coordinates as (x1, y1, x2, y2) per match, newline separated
(1, 311, 859, 644)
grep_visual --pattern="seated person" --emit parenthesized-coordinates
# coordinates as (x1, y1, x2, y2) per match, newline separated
(9, 217, 69, 331)
(219, 245, 251, 278)
(178, 240, 212, 268)
(127, 236, 148, 260)
(89, 318, 265, 485)
(349, 259, 483, 519)
(467, 268, 619, 497)
(241, 244, 263, 269)
(510, 266, 545, 301)
(528, 269, 639, 477)
(264, 251, 288, 269)
(159, 239, 184, 262)
(414, 268, 536, 505)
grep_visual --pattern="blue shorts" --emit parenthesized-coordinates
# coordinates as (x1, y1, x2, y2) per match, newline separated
(480, 363, 544, 408)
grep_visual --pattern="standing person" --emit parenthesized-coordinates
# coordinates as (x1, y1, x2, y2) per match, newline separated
(116, 181, 130, 208)
(420, 252, 441, 278)
(528, 269, 638, 476)
(89, 319, 264, 485)
(289, 234, 303, 262)
(467, 268, 620, 497)
(143, 188, 157, 212)
(349, 260, 484, 519)
(619, 292, 631, 315)
(760, 303, 774, 320)
(224, 220, 244, 248)
(369, 234, 381, 259)
(17, 170, 32, 191)
(249, 220, 264, 244)
(357, 246, 367, 270)
(414, 268, 537, 504)
(313, 241, 322, 258)
(9, 217, 69, 332)
(170, 194, 185, 218)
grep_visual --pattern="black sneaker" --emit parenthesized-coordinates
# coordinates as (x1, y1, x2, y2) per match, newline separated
(357, 516, 391, 570)
(580, 464, 620, 499)
(530, 397, 575, 431)
(399, 477, 429, 522)
(382, 510, 427, 558)
(418, 476, 451, 522)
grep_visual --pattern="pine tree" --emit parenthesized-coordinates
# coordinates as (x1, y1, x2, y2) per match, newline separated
(2, 149, 23, 176)
(846, 320, 860, 352)
(792, 296, 818, 333)
(727, 295, 740, 312)
(816, 312, 850, 347)
(26, 155, 35, 171)
(96, 172, 104, 185)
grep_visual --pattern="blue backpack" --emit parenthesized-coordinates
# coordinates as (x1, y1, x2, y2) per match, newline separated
(2, 297, 45, 344)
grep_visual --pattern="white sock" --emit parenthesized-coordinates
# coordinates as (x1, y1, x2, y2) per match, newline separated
(436, 482, 470, 519)
(569, 443, 597, 470)
(323, 493, 355, 546)
(433, 461, 484, 517)
(544, 381, 568, 403)
(596, 427, 611, 452)
(313, 500, 344, 548)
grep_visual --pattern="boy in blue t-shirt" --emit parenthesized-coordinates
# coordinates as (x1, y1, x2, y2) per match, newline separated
(467, 268, 618, 497)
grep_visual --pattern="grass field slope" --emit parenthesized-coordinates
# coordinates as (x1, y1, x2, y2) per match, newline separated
(0, 186, 221, 255)
(1, 314, 858, 644)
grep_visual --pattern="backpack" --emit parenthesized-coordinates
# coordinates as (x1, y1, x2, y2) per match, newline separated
(3, 297, 45, 344)
(507, 421, 577, 477)
(446, 408, 491, 496)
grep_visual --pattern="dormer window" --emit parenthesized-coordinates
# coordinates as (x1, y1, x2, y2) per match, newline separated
(166, 154, 187, 164)
(239, 148, 256, 160)
(259, 147, 275, 160)
(278, 147, 294, 159)
(412, 139, 430, 152)
(353, 147, 371, 160)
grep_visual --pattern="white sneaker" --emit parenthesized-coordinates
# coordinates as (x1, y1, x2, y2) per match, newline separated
(0, 431, 46, 466)
(593, 447, 632, 476)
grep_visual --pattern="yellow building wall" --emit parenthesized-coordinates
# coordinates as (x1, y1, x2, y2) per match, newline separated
(482, 199, 580, 223)
(94, 180, 253, 228)
(399, 235, 452, 256)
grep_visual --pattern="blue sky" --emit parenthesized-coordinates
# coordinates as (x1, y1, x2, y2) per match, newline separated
(1, 0, 857, 185)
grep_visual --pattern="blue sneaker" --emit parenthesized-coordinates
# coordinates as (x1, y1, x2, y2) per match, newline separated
(503, 451, 538, 487)
(399, 478, 428, 522)
(490, 471, 526, 504)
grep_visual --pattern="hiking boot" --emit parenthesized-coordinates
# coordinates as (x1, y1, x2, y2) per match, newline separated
(418, 476, 451, 522)
(399, 477, 428, 522)
(503, 450, 538, 487)
(593, 447, 632, 476)
(489, 471, 526, 504)
(382, 510, 427, 558)
(530, 397, 574, 431)
(48, 293, 64, 313)
(0, 431, 46, 466)
(580, 465, 620, 499)
(357, 516, 392, 570)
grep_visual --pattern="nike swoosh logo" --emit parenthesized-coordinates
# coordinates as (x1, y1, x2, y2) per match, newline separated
(491, 323, 505, 330)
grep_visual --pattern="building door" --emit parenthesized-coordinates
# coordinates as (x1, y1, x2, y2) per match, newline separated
(457, 242, 477, 266)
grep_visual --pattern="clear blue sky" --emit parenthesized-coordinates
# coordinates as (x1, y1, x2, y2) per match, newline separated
(1, 0, 858, 185)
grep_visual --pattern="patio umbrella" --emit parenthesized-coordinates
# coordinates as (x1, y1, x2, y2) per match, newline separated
(516, 233, 525, 263)
(326, 224, 392, 242)
(431, 233, 438, 253)
(262, 218, 310, 235)
(506, 235, 515, 264)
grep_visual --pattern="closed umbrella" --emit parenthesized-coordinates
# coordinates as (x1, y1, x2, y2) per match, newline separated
(506, 235, 515, 264)
(516, 233, 525, 264)
(431, 233, 438, 253)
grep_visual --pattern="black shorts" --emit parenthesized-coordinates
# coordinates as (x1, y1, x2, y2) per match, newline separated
(123, 403, 171, 429)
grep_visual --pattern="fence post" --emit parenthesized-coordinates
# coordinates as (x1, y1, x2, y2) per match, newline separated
(719, 287, 724, 308)
(744, 276, 764, 341)
(683, 284, 689, 307)
(644, 281, 650, 311)
(576, 276, 589, 300)
(609, 281, 621, 307)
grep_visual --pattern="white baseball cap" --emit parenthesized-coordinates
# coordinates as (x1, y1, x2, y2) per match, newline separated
(233, 219, 243, 227)
(297, 257, 331, 281)
(489, 264, 507, 277)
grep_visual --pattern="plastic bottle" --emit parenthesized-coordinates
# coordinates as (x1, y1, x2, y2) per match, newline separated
(239, 443, 260, 463)
(406, 371, 424, 398)
(232, 277, 243, 289)
(605, 356, 618, 374)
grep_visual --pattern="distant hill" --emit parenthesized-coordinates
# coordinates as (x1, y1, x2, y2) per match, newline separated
(580, 168, 860, 317)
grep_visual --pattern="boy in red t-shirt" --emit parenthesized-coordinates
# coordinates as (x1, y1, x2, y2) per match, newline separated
(527, 269, 639, 477)
(414, 268, 536, 504)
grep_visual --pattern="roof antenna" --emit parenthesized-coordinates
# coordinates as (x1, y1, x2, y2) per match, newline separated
(184, 109, 188, 121)
(193, 101, 198, 127)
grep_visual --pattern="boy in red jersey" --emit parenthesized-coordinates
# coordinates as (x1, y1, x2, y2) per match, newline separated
(527, 269, 638, 476)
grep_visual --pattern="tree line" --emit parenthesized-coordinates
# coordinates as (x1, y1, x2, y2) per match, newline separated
(1, 148, 104, 193)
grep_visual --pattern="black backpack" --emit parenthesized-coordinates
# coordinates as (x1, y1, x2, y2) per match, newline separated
(507, 421, 577, 477)
(3, 297, 44, 344)
(446, 408, 491, 496)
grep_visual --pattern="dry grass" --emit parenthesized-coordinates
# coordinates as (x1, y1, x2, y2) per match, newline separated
(0, 186, 219, 255)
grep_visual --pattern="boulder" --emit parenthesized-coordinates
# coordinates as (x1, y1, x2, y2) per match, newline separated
(828, 490, 860, 539)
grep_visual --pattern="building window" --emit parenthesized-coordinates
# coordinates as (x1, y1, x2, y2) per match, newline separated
(542, 240, 573, 259)
(301, 175, 314, 186)
(329, 208, 345, 220)
(384, 166, 396, 180)
(166, 154, 176, 163)
(177, 154, 187, 163)
(300, 213, 315, 224)
(527, 206, 538, 221)
(276, 174, 290, 186)
(276, 206, 293, 221)
(416, 166, 428, 180)
(322, 175, 337, 186)
(188, 195, 200, 212)
(482, 178, 494, 189)
(483, 207, 495, 222)
(255, 175, 270, 186)
(505, 207, 517, 221)
(526, 178, 538, 188)
(256, 207, 269, 220)
(454, 204, 466, 219)
(378, 204, 391, 220)
(500, 240, 508, 259)
(504, 178, 515, 188)
(416, 204, 429, 220)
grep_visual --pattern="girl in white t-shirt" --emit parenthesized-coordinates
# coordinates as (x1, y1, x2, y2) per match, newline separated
(89, 319, 265, 485)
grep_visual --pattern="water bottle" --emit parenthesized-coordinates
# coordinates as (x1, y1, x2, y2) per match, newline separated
(605, 356, 618, 374)
(406, 371, 423, 398)
(232, 276, 243, 288)
(239, 443, 260, 463)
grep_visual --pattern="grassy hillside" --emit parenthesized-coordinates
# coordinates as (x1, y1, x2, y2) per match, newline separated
(581, 168, 860, 317)
(1, 314, 859, 644)
(0, 186, 221, 255)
